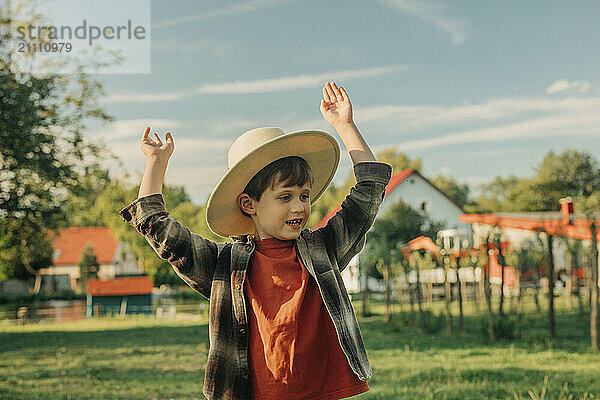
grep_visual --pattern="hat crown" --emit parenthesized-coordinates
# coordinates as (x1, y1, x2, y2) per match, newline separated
(228, 127, 285, 168)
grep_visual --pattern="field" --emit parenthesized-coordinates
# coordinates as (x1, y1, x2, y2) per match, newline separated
(1, 296, 600, 399)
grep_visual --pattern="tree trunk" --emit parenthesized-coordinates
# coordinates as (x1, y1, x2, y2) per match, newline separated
(484, 239, 495, 341)
(404, 265, 415, 325)
(591, 222, 598, 351)
(534, 268, 541, 313)
(443, 258, 453, 335)
(547, 234, 555, 339)
(577, 268, 585, 316)
(385, 262, 392, 324)
(456, 257, 464, 334)
(516, 270, 522, 338)
(498, 244, 506, 317)
(363, 279, 370, 318)
(410, 284, 416, 326)
(416, 260, 425, 335)
(566, 249, 573, 310)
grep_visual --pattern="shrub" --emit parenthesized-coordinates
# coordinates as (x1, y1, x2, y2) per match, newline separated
(480, 315, 517, 340)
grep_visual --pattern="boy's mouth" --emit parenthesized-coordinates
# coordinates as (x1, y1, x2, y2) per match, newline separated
(286, 218, 303, 228)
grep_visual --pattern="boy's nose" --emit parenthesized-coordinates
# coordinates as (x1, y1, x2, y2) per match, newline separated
(290, 198, 304, 213)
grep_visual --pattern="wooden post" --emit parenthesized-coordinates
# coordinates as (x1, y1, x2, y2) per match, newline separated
(591, 222, 598, 351)
(547, 234, 555, 339)
(484, 238, 495, 341)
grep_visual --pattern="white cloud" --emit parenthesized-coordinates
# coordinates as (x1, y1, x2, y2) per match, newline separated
(546, 79, 591, 95)
(152, 0, 296, 30)
(371, 0, 470, 45)
(89, 119, 180, 142)
(357, 96, 600, 127)
(102, 65, 403, 103)
(383, 107, 600, 152)
(196, 66, 402, 94)
(103, 92, 188, 103)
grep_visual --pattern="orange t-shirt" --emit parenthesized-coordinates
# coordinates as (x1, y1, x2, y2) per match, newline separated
(245, 237, 369, 400)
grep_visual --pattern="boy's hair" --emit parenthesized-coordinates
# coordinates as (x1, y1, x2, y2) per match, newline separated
(243, 156, 314, 202)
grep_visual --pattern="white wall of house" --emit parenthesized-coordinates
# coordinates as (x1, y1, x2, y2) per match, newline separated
(113, 241, 142, 275)
(381, 173, 470, 234)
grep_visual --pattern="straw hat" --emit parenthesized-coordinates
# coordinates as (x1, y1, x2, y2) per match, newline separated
(206, 127, 340, 237)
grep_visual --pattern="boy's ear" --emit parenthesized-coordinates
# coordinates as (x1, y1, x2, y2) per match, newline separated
(237, 193, 256, 216)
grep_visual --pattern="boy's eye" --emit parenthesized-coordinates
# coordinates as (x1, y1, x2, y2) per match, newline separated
(280, 194, 291, 201)
(300, 194, 310, 201)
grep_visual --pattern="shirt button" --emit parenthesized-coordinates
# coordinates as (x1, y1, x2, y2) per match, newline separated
(243, 373, 250, 380)
(239, 327, 246, 335)
(235, 284, 241, 290)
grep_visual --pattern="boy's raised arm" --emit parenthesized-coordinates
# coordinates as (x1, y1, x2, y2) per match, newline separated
(320, 82, 376, 164)
(138, 126, 174, 198)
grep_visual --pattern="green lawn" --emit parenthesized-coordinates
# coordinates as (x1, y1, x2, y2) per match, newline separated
(1, 296, 599, 399)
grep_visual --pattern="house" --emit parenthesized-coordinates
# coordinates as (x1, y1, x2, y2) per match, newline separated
(314, 169, 469, 292)
(39, 226, 140, 293)
(459, 198, 600, 286)
(86, 274, 153, 317)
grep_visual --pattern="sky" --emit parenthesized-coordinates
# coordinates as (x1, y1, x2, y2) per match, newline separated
(77, 0, 600, 205)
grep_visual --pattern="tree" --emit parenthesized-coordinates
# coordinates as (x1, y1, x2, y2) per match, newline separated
(430, 174, 471, 208)
(471, 150, 600, 213)
(0, 8, 114, 286)
(365, 199, 444, 328)
(78, 243, 99, 295)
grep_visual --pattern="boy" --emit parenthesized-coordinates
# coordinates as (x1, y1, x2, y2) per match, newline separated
(119, 82, 392, 400)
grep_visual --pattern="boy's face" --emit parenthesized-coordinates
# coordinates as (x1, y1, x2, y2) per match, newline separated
(241, 180, 311, 241)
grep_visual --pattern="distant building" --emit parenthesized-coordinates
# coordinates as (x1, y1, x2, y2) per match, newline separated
(39, 226, 140, 293)
(86, 275, 153, 317)
(314, 169, 469, 292)
(460, 200, 600, 283)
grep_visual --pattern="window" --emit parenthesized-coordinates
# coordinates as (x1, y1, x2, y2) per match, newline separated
(420, 201, 427, 212)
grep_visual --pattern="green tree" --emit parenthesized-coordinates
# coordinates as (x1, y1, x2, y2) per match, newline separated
(78, 243, 99, 294)
(430, 174, 471, 208)
(0, 9, 114, 285)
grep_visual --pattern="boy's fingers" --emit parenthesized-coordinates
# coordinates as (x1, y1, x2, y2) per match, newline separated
(340, 86, 349, 102)
(320, 99, 328, 112)
(331, 82, 343, 101)
(153, 132, 163, 144)
(142, 126, 150, 140)
(325, 82, 337, 103)
(166, 132, 173, 142)
(322, 85, 331, 103)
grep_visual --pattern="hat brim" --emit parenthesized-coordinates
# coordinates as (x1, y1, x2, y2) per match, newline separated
(206, 130, 340, 237)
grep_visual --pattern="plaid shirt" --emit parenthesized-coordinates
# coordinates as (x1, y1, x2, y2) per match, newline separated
(118, 161, 391, 400)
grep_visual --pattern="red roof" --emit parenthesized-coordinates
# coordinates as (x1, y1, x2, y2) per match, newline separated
(408, 235, 439, 255)
(459, 214, 600, 240)
(87, 276, 153, 296)
(48, 226, 118, 265)
(313, 169, 416, 229)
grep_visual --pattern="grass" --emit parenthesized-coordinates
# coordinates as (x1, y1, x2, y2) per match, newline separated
(1, 296, 599, 399)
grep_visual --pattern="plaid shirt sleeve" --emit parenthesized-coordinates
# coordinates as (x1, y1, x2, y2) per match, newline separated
(316, 161, 392, 270)
(118, 193, 222, 298)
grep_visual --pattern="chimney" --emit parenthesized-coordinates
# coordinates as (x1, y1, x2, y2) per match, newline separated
(559, 197, 574, 225)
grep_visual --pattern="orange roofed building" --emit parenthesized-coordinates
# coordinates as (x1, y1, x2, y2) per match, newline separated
(86, 275, 154, 317)
(40, 226, 140, 293)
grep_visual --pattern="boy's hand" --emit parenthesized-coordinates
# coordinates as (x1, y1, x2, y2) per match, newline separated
(320, 81, 354, 130)
(141, 126, 174, 160)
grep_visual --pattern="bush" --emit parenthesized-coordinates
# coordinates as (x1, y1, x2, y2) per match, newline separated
(392, 310, 444, 334)
(480, 315, 517, 340)
(0, 289, 84, 304)
(422, 310, 445, 334)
